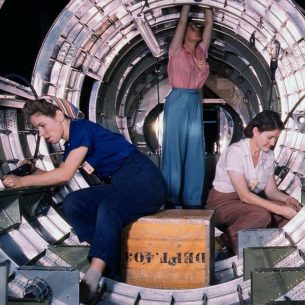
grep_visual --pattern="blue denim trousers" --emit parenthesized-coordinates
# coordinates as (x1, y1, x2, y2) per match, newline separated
(63, 151, 167, 275)
(161, 88, 205, 206)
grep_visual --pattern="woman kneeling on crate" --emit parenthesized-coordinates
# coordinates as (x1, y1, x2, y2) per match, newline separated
(2, 95, 167, 304)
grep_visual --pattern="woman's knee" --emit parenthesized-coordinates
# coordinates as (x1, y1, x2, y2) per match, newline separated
(245, 206, 272, 227)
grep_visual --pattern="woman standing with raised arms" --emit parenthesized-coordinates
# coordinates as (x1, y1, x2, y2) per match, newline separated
(162, 5, 213, 208)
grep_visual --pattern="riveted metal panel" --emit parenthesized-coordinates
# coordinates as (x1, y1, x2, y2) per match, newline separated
(17, 266, 79, 305)
(238, 229, 284, 258)
(0, 260, 10, 305)
(243, 246, 297, 280)
(48, 245, 90, 273)
(252, 267, 305, 305)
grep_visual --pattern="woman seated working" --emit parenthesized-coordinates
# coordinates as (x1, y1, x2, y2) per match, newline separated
(207, 110, 301, 255)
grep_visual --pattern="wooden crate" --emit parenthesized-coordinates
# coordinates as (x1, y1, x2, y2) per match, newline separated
(121, 209, 215, 289)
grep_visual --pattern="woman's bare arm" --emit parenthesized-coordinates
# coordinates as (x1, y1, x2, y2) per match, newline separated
(169, 5, 190, 54)
(2, 146, 88, 188)
(265, 175, 301, 211)
(202, 8, 213, 50)
(228, 170, 297, 219)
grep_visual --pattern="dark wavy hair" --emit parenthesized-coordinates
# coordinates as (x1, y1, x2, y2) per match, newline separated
(23, 99, 59, 121)
(243, 110, 285, 138)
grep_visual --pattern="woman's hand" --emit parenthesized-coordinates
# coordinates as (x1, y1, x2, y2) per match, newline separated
(276, 205, 298, 220)
(285, 196, 301, 212)
(2, 175, 24, 188)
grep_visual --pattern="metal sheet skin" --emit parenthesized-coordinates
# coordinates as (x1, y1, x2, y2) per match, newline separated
(2, 0, 305, 304)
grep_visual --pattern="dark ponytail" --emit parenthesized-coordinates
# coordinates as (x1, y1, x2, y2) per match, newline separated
(243, 110, 285, 138)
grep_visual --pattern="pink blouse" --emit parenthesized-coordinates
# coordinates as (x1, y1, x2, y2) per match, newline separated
(167, 41, 210, 89)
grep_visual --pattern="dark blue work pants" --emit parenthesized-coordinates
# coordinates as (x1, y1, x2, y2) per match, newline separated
(63, 151, 167, 275)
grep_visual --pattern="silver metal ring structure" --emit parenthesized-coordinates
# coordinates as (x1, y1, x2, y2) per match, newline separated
(1, 0, 305, 304)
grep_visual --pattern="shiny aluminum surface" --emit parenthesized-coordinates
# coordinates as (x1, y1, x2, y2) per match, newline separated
(1, 0, 305, 304)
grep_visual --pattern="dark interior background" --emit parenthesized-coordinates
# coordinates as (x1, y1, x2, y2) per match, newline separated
(0, 0, 70, 80)
(0, 0, 304, 82)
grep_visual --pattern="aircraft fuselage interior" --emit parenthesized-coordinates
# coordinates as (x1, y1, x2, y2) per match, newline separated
(1, 0, 305, 304)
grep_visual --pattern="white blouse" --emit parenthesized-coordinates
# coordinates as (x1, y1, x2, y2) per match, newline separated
(213, 138, 275, 194)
